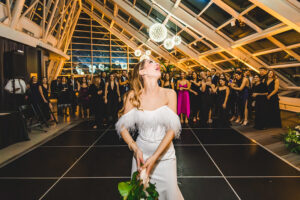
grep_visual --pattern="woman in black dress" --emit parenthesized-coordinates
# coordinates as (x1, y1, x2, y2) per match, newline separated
(216, 78, 230, 128)
(57, 77, 72, 116)
(162, 73, 174, 89)
(104, 73, 121, 123)
(266, 70, 281, 128)
(231, 72, 250, 126)
(79, 77, 90, 119)
(189, 72, 201, 123)
(89, 76, 105, 129)
(252, 74, 268, 130)
(39, 77, 54, 121)
(200, 76, 215, 127)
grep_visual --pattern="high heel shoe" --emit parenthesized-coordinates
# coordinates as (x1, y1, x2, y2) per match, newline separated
(242, 120, 249, 126)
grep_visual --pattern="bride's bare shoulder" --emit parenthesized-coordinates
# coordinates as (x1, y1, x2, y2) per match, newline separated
(161, 87, 176, 97)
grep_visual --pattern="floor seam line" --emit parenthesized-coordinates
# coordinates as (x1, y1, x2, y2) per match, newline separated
(38, 125, 112, 200)
(189, 126, 242, 200)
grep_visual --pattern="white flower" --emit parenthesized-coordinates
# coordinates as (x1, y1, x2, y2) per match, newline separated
(140, 169, 149, 189)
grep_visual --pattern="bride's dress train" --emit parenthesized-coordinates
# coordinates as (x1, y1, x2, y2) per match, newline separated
(116, 105, 184, 200)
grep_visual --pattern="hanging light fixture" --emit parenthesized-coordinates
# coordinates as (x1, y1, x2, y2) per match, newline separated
(172, 35, 182, 46)
(145, 50, 151, 56)
(115, 60, 120, 65)
(149, 23, 168, 42)
(134, 49, 142, 57)
(140, 54, 150, 61)
(163, 38, 175, 50)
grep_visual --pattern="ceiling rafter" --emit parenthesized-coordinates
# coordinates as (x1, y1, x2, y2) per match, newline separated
(85, 0, 188, 71)
(249, 0, 300, 33)
(149, 0, 295, 78)
(111, 0, 219, 71)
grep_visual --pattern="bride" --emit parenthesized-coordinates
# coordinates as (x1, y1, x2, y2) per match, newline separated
(115, 59, 184, 200)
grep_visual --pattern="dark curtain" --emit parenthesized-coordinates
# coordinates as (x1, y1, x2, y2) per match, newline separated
(0, 37, 25, 111)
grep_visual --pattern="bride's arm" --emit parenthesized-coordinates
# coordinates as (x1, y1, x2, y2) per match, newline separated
(142, 89, 177, 176)
(118, 91, 145, 169)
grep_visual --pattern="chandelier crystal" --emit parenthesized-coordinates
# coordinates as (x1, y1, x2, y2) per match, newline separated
(173, 35, 182, 46)
(134, 49, 142, 57)
(163, 38, 175, 50)
(149, 23, 168, 42)
(140, 54, 150, 61)
(145, 50, 151, 56)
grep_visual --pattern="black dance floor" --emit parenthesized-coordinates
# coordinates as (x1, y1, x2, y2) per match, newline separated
(0, 121, 300, 200)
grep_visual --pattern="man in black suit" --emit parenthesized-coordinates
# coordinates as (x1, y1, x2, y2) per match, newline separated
(211, 68, 219, 85)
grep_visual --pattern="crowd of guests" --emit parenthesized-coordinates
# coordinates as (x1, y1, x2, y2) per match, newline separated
(24, 64, 282, 130)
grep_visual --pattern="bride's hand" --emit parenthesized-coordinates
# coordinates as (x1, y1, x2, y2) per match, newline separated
(134, 148, 145, 171)
(141, 155, 158, 177)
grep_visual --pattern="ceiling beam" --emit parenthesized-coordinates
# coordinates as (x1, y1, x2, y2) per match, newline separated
(249, 0, 300, 33)
(86, 0, 188, 71)
(150, 0, 267, 73)
(111, 0, 218, 71)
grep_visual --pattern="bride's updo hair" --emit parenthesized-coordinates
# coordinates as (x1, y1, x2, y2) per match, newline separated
(118, 59, 147, 117)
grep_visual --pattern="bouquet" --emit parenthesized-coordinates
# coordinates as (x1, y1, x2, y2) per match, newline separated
(283, 125, 300, 154)
(118, 168, 159, 200)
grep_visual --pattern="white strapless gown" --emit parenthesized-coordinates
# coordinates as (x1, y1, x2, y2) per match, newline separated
(115, 105, 184, 200)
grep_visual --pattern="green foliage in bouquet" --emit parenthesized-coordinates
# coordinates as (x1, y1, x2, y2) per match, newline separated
(118, 171, 159, 200)
(283, 125, 300, 154)
(160, 61, 175, 73)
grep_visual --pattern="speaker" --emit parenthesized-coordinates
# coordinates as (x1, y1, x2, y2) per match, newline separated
(4, 51, 27, 78)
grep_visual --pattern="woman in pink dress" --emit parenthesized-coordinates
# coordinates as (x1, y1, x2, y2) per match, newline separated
(177, 72, 190, 124)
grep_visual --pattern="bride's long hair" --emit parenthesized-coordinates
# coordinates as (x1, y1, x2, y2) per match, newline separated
(118, 59, 147, 117)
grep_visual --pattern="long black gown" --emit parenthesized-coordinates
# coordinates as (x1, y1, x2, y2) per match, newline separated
(252, 82, 268, 129)
(107, 81, 119, 122)
(266, 80, 282, 128)
(189, 81, 200, 120)
(200, 85, 212, 127)
(216, 88, 229, 128)
(89, 82, 105, 128)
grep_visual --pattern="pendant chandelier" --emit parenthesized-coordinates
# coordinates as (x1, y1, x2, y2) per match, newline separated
(149, 23, 168, 42)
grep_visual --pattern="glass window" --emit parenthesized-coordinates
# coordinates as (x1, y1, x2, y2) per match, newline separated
(72, 50, 92, 56)
(93, 45, 110, 51)
(221, 51, 233, 58)
(149, 8, 166, 23)
(129, 18, 142, 30)
(184, 60, 197, 66)
(200, 3, 231, 28)
(103, 16, 112, 24)
(76, 25, 91, 31)
(244, 7, 281, 30)
(77, 18, 90, 24)
(206, 53, 224, 62)
(216, 61, 234, 70)
(166, 20, 182, 35)
(257, 51, 298, 65)
(72, 37, 91, 44)
(220, 21, 256, 41)
(191, 41, 211, 53)
(123, 31, 132, 39)
(203, 38, 218, 48)
(181, 0, 211, 15)
(72, 56, 92, 63)
(72, 44, 92, 50)
(292, 47, 300, 56)
(135, 0, 151, 15)
(274, 67, 300, 86)
(93, 57, 110, 63)
(92, 39, 110, 45)
(222, 0, 253, 13)
(92, 26, 107, 32)
(140, 26, 148, 36)
(171, 51, 187, 59)
(179, 31, 196, 44)
(113, 23, 123, 32)
(73, 31, 91, 37)
(93, 51, 110, 57)
(243, 38, 278, 53)
(273, 30, 300, 46)
(118, 9, 130, 21)
(105, 0, 114, 11)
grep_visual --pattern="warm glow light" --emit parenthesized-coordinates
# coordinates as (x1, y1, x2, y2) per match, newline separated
(149, 23, 168, 42)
